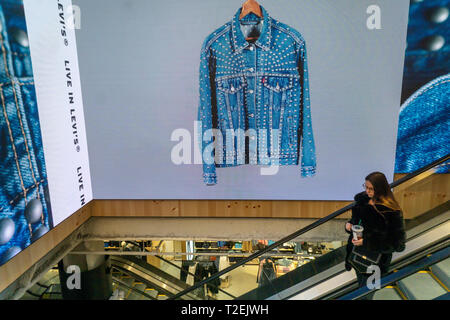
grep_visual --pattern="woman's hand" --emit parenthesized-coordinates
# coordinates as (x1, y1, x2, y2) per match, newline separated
(346, 223, 353, 232)
(352, 238, 364, 246)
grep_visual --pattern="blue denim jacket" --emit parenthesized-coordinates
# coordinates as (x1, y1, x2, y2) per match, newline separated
(0, 0, 51, 265)
(198, 6, 316, 185)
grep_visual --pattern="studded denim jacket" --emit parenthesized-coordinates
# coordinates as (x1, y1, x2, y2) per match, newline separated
(198, 6, 316, 185)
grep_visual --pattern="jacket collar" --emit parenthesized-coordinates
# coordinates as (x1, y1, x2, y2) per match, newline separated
(231, 6, 271, 53)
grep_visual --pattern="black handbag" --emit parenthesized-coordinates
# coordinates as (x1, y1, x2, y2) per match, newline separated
(349, 245, 382, 274)
(348, 208, 387, 273)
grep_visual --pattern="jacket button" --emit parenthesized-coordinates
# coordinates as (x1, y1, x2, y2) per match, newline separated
(422, 35, 445, 51)
(24, 199, 43, 224)
(31, 225, 50, 243)
(11, 28, 29, 47)
(0, 246, 21, 263)
(0, 218, 15, 245)
(428, 7, 449, 24)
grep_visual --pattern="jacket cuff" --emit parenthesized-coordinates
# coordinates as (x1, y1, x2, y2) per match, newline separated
(203, 173, 217, 185)
(301, 166, 316, 178)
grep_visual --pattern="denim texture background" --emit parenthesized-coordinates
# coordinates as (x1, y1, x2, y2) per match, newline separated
(0, 0, 52, 266)
(395, 0, 450, 173)
(395, 74, 449, 173)
(199, 6, 315, 185)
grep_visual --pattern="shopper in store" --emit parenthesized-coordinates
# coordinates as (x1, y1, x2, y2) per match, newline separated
(344, 172, 406, 299)
(256, 243, 277, 288)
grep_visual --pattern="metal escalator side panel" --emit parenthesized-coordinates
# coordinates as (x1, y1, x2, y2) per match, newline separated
(288, 267, 356, 300)
(371, 286, 404, 300)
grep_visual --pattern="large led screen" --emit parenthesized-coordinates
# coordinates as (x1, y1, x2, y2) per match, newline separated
(0, 0, 92, 266)
(73, 0, 410, 200)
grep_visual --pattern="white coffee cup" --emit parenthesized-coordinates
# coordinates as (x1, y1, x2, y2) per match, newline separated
(352, 225, 364, 241)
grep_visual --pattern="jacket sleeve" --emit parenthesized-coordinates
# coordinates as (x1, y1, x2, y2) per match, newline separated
(364, 210, 406, 254)
(198, 43, 217, 185)
(297, 41, 316, 178)
(388, 211, 406, 253)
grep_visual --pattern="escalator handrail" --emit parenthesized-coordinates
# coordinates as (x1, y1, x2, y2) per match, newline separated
(169, 153, 450, 300)
(338, 245, 450, 300)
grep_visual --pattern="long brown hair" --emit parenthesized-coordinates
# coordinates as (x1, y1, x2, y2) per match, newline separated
(365, 172, 401, 212)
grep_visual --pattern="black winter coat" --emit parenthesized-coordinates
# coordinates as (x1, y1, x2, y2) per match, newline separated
(345, 192, 406, 274)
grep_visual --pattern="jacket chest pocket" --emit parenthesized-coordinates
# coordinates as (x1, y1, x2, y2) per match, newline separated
(263, 76, 293, 130)
(216, 77, 245, 130)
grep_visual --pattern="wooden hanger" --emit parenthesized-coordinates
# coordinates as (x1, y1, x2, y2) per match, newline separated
(240, 0, 263, 41)
(239, 0, 263, 20)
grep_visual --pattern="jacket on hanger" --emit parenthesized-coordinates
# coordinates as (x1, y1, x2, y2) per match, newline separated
(198, 6, 316, 185)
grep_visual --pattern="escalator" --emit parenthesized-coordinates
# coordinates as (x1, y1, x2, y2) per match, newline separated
(20, 267, 62, 300)
(22, 243, 236, 300)
(109, 248, 236, 300)
(274, 203, 449, 300)
(337, 247, 449, 300)
(110, 255, 201, 300)
(169, 154, 450, 300)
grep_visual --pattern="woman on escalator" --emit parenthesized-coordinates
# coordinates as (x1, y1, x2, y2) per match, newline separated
(345, 172, 406, 299)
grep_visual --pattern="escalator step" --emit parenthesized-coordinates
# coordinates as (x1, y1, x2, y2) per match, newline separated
(115, 284, 129, 299)
(20, 292, 41, 300)
(127, 290, 143, 300)
(145, 288, 159, 299)
(372, 287, 403, 300)
(430, 257, 450, 290)
(120, 276, 135, 287)
(132, 283, 149, 300)
(398, 272, 447, 300)
(134, 283, 147, 291)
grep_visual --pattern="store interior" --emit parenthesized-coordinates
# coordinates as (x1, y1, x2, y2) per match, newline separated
(103, 239, 346, 300)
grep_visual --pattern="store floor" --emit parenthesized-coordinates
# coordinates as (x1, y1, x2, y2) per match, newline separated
(216, 264, 259, 300)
